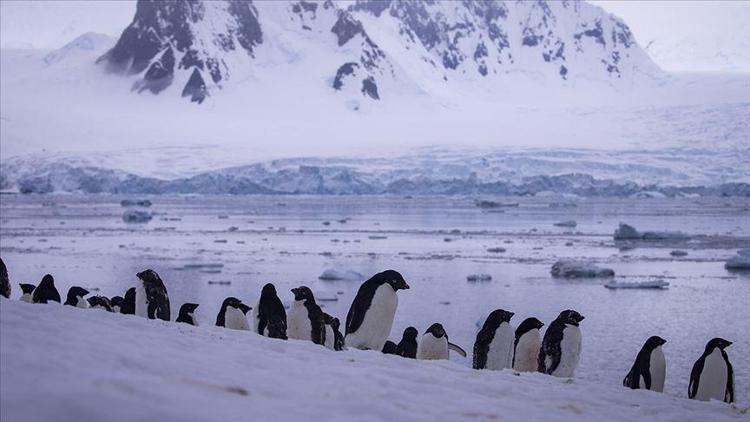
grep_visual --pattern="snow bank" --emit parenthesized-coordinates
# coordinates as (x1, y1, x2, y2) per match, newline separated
(0, 300, 744, 422)
(551, 260, 615, 278)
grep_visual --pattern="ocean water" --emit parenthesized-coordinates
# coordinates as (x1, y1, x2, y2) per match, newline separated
(1, 194, 748, 403)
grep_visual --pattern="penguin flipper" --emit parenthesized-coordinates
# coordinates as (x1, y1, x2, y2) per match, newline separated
(448, 342, 467, 358)
(642, 370, 652, 390)
(724, 351, 734, 403)
(688, 357, 704, 399)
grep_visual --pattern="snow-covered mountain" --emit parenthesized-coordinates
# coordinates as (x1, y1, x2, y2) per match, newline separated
(97, 0, 661, 103)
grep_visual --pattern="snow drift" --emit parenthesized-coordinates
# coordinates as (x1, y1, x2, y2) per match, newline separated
(1, 299, 745, 422)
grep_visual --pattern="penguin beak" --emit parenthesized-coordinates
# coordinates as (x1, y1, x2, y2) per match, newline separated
(725, 341, 733, 347)
(400, 281, 410, 290)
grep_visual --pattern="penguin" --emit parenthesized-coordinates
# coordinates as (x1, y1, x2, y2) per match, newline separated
(64, 286, 90, 308)
(176, 303, 200, 326)
(417, 323, 467, 360)
(216, 297, 250, 330)
(396, 326, 418, 359)
(0, 257, 10, 299)
(110, 296, 124, 313)
(252, 283, 287, 339)
(88, 295, 113, 312)
(689, 338, 734, 403)
(32, 274, 61, 304)
(288, 286, 326, 345)
(382, 340, 398, 354)
(323, 314, 345, 351)
(538, 309, 585, 377)
(623, 336, 667, 392)
(513, 317, 545, 372)
(19, 283, 35, 303)
(345, 270, 410, 350)
(134, 269, 170, 321)
(120, 287, 136, 314)
(473, 309, 516, 370)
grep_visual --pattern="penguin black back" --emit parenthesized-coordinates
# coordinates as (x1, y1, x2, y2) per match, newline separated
(473, 309, 515, 370)
(689, 337, 734, 403)
(0, 257, 10, 299)
(121, 287, 136, 314)
(257, 283, 287, 339)
(216, 297, 243, 327)
(136, 269, 170, 321)
(64, 286, 89, 306)
(324, 314, 345, 351)
(345, 270, 409, 336)
(538, 310, 584, 374)
(32, 274, 61, 304)
(87, 295, 113, 312)
(177, 303, 200, 325)
(623, 336, 667, 390)
(396, 326, 418, 358)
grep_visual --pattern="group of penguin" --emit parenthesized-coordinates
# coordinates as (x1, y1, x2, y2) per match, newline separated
(0, 258, 735, 404)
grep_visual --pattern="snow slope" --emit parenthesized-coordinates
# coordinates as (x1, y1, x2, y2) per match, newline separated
(0, 299, 745, 422)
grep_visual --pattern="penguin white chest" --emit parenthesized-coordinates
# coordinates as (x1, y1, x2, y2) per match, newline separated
(287, 301, 312, 341)
(696, 349, 728, 401)
(19, 293, 33, 303)
(134, 282, 148, 318)
(188, 313, 199, 326)
(649, 346, 666, 392)
(418, 334, 448, 360)
(486, 322, 515, 370)
(224, 306, 249, 330)
(76, 296, 89, 309)
(553, 324, 582, 377)
(324, 324, 335, 350)
(513, 328, 541, 372)
(346, 284, 397, 350)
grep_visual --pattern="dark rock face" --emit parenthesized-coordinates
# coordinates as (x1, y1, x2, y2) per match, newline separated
(100, 0, 262, 99)
(333, 62, 359, 90)
(182, 68, 208, 104)
(361, 76, 379, 99)
(331, 10, 365, 47)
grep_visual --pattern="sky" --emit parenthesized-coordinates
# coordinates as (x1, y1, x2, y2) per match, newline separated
(0, 0, 748, 71)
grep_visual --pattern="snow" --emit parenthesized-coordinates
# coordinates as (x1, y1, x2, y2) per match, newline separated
(1, 299, 745, 422)
(551, 259, 615, 278)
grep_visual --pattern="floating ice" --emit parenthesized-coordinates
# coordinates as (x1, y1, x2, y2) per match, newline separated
(553, 220, 577, 228)
(120, 199, 152, 207)
(725, 250, 750, 270)
(551, 259, 615, 278)
(318, 269, 364, 281)
(466, 274, 492, 282)
(614, 223, 689, 241)
(121, 210, 152, 223)
(604, 280, 669, 289)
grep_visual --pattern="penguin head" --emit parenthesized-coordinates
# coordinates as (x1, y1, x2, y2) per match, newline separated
(330, 317, 340, 330)
(88, 295, 112, 311)
(221, 297, 243, 311)
(110, 296, 124, 308)
(38, 274, 55, 288)
(291, 286, 315, 302)
(67, 286, 89, 298)
(136, 269, 162, 286)
(516, 317, 544, 334)
(124, 287, 136, 301)
(482, 309, 515, 330)
(644, 336, 667, 350)
(238, 303, 252, 315)
(403, 326, 418, 340)
(378, 270, 410, 291)
(261, 283, 277, 298)
(558, 309, 585, 326)
(425, 323, 446, 339)
(706, 337, 732, 352)
(19, 283, 36, 294)
(180, 302, 200, 314)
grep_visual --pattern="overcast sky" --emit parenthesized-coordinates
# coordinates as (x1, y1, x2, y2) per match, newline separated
(1, 0, 748, 71)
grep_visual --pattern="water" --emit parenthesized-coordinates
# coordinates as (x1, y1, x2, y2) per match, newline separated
(1, 194, 748, 403)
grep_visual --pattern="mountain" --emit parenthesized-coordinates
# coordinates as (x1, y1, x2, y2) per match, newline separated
(98, 0, 661, 104)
